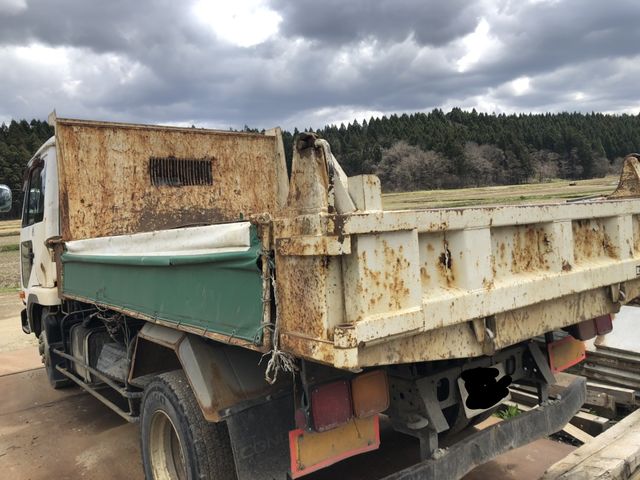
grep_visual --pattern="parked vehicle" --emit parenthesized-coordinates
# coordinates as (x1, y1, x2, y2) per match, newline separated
(0, 184, 11, 212)
(6, 114, 640, 479)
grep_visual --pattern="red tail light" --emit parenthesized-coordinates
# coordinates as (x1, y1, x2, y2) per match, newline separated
(310, 379, 353, 432)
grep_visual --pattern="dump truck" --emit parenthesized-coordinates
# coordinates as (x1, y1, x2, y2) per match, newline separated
(4, 115, 640, 479)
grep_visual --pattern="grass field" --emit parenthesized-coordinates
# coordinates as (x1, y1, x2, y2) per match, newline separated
(0, 219, 20, 291)
(382, 175, 618, 210)
(0, 175, 621, 290)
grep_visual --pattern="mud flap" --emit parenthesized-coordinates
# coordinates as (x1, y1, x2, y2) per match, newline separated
(226, 394, 294, 480)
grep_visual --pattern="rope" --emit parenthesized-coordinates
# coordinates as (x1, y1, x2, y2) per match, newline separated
(260, 252, 297, 384)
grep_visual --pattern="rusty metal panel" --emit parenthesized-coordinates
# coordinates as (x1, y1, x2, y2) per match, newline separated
(55, 118, 285, 241)
(272, 138, 640, 369)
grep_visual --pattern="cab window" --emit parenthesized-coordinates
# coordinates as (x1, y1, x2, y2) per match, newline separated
(22, 164, 45, 227)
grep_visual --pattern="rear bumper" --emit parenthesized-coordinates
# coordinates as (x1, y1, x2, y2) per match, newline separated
(382, 376, 586, 480)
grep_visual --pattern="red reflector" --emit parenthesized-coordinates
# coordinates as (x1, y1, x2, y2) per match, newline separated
(310, 380, 353, 432)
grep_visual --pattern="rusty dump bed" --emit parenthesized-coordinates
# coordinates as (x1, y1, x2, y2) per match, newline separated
(273, 139, 640, 369)
(55, 118, 289, 241)
(53, 119, 640, 371)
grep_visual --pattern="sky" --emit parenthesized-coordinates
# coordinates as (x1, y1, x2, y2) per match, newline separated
(0, 0, 639, 130)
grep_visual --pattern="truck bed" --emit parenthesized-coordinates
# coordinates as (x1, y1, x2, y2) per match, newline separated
(53, 120, 640, 370)
(274, 199, 640, 368)
(272, 139, 640, 368)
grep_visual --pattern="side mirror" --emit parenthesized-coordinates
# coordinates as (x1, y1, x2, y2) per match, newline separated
(0, 185, 12, 213)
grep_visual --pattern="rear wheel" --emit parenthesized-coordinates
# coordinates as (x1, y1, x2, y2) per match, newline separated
(140, 370, 237, 480)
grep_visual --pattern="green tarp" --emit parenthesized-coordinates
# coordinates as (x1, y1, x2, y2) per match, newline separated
(61, 228, 264, 343)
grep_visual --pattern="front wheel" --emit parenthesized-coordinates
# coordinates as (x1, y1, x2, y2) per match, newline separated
(140, 370, 237, 480)
(38, 329, 72, 389)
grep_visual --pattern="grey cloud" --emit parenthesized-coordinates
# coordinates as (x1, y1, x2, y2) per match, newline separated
(0, 0, 207, 53)
(0, 0, 638, 131)
(271, 0, 480, 46)
(478, 0, 640, 83)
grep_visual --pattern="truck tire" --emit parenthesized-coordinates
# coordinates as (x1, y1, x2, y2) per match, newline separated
(38, 330, 72, 389)
(140, 370, 237, 480)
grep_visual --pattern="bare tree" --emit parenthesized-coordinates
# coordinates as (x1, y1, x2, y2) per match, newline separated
(530, 150, 560, 182)
(377, 142, 448, 191)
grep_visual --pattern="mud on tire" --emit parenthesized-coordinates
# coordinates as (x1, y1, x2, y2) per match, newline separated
(38, 329, 72, 389)
(140, 370, 237, 480)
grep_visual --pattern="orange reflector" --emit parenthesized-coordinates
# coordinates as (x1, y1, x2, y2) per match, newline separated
(289, 415, 380, 478)
(18, 290, 25, 301)
(351, 370, 389, 418)
(548, 336, 586, 373)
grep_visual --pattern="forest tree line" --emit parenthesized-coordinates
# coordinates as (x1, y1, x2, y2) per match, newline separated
(0, 119, 53, 219)
(280, 109, 640, 192)
(2, 110, 640, 218)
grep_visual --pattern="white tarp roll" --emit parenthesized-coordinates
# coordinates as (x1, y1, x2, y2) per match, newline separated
(65, 222, 252, 257)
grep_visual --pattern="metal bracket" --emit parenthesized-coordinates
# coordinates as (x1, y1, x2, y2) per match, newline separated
(471, 316, 496, 356)
(527, 341, 556, 386)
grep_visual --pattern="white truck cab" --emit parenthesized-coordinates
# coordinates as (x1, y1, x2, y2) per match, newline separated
(17, 137, 61, 335)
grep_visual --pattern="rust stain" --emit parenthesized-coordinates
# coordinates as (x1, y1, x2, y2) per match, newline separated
(510, 226, 552, 273)
(420, 266, 431, 282)
(275, 255, 331, 339)
(436, 240, 455, 287)
(56, 119, 281, 240)
(572, 219, 618, 262)
(633, 216, 640, 258)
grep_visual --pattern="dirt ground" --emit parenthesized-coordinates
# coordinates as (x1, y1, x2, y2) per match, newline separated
(0, 292, 577, 480)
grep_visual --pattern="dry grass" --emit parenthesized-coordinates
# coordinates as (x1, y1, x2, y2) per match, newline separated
(0, 219, 20, 290)
(0, 249, 19, 290)
(0, 219, 20, 238)
(0, 234, 18, 247)
(382, 176, 619, 210)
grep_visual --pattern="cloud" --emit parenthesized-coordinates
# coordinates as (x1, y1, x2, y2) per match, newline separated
(270, 0, 480, 47)
(0, 0, 638, 130)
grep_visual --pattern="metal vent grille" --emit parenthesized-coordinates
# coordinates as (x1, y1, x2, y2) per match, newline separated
(149, 156, 213, 186)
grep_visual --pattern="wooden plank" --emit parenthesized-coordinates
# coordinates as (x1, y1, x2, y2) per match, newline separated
(571, 411, 613, 437)
(543, 408, 640, 479)
(587, 381, 637, 406)
(562, 422, 596, 444)
(583, 364, 640, 389)
(511, 385, 615, 430)
(514, 376, 618, 417)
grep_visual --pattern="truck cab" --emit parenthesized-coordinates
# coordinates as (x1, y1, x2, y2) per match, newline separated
(18, 137, 61, 336)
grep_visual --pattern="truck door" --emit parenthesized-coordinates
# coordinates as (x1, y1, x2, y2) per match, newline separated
(20, 158, 47, 291)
